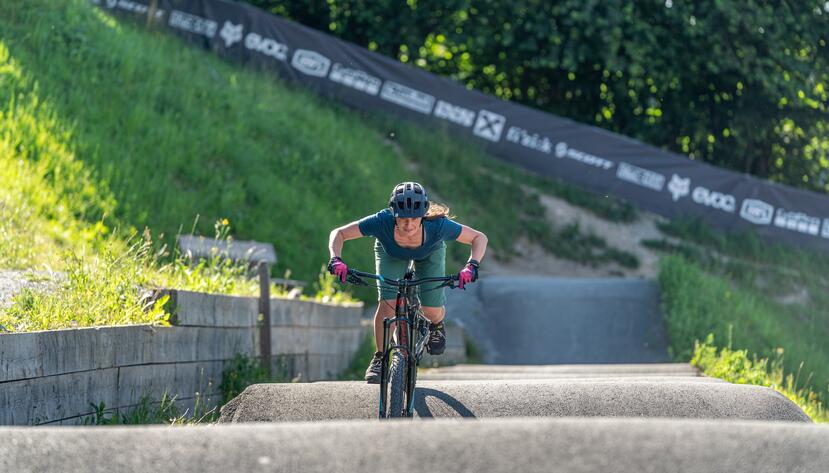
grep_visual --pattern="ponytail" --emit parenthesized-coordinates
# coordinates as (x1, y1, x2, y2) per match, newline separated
(424, 202, 454, 221)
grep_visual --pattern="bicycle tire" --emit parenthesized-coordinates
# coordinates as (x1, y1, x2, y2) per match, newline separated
(387, 349, 408, 418)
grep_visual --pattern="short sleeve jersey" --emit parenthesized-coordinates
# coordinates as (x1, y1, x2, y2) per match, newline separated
(358, 208, 463, 260)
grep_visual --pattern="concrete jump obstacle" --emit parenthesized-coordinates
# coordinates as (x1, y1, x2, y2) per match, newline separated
(418, 363, 703, 380)
(218, 379, 810, 423)
(2, 418, 826, 473)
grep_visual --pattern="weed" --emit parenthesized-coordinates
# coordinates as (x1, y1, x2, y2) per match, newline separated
(692, 334, 826, 423)
(80, 391, 218, 425)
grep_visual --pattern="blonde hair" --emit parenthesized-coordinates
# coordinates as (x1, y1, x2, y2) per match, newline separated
(424, 202, 454, 220)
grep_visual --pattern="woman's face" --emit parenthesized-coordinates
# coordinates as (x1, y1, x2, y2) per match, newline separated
(395, 217, 422, 235)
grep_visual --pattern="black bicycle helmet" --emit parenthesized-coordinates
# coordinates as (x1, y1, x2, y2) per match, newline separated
(388, 182, 430, 218)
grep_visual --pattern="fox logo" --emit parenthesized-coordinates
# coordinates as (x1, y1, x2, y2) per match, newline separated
(667, 174, 691, 201)
(220, 21, 243, 48)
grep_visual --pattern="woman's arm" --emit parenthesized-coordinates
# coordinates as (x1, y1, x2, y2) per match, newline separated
(456, 225, 488, 262)
(328, 221, 364, 258)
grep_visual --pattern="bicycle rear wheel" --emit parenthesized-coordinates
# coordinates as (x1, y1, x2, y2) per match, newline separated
(386, 349, 408, 418)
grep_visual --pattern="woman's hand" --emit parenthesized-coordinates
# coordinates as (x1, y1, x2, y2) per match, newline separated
(458, 259, 479, 289)
(327, 256, 349, 283)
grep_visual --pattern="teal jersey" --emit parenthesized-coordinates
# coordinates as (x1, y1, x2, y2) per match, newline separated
(358, 208, 462, 260)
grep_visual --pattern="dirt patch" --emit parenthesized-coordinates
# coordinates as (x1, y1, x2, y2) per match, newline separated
(486, 193, 666, 279)
(0, 270, 63, 312)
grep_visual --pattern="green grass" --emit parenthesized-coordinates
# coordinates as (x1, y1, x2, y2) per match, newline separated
(81, 392, 217, 425)
(0, 0, 642, 331)
(692, 335, 826, 423)
(659, 253, 829, 407)
(388, 121, 639, 270)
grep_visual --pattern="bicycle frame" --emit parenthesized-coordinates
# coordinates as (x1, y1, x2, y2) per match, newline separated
(346, 266, 457, 418)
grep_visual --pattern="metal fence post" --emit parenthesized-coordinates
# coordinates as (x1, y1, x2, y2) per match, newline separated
(258, 261, 272, 376)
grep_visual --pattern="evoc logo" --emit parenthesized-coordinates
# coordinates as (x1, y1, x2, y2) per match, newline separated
(220, 21, 243, 48)
(692, 186, 736, 212)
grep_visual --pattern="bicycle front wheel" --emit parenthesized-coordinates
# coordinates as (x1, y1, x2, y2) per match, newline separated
(386, 349, 408, 418)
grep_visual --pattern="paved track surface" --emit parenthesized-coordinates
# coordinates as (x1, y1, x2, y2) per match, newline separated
(3, 418, 827, 473)
(419, 363, 702, 380)
(219, 379, 809, 423)
(446, 277, 669, 364)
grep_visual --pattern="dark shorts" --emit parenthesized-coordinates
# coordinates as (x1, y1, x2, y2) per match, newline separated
(374, 240, 446, 307)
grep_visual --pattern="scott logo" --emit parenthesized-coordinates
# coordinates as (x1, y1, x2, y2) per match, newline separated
(667, 174, 691, 201)
(740, 199, 774, 225)
(692, 187, 736, 212)
(220, 21, 243, 48)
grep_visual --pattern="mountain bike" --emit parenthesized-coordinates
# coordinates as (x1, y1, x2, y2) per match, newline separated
(346, 264, 458, 418)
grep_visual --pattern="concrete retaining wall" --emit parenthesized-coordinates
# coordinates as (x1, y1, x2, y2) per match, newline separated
(0, 290, 363, 425)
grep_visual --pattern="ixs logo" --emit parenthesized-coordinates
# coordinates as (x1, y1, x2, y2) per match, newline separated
(740, 199, 774, 225)
(434, 100, 476, 127)
(667, 174, 691, 201)
(220, 22, 244, 48)
(692, 186, 736, 212)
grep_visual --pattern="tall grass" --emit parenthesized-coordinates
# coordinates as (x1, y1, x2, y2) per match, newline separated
(692, 335, 826, 423)
(659, 254, 829, 406)
(81, 392, 217, 425)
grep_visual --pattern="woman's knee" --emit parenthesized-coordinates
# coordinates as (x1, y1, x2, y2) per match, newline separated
(422, 305, 445, 322)
(375, 299, 397, 317)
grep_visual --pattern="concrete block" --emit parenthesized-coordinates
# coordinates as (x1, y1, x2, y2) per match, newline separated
(0, 368, 119, 425)
(0, 331, 43, 382)
(117, 361, 224, 408)
(172, 290, 216, 326)
(212, 294, 258, 327)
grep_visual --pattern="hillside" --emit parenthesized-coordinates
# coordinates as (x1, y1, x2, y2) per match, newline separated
(0, 0, 637, 312)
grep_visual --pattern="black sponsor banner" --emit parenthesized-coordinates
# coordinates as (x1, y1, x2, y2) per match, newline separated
(92, 0, 829, 251)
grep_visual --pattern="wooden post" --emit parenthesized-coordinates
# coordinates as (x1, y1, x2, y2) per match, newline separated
(146, 0, 159, 28)
(258, 261, 272, 377)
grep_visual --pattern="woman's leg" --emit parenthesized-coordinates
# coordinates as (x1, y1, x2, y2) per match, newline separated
(421, 306, 445, 324)
(373, 299, 396, 352)
(416, 243, 448, 354)
(365, 242, 407, 383)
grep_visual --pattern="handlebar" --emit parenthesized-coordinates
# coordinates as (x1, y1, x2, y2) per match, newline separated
(346, 269, 458, 288)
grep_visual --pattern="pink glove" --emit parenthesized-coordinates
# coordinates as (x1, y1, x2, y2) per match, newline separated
(458, 260, 479, 290)
(328, 256, 348, 283)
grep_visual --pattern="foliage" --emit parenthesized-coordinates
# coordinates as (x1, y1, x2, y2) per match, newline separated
(81, 392, 217, 425)
(387, 120, 639, 269)
(0, 235, 171, 332)
(219, 354, 270, 404)
(692, 334, 826, 423)
(246, 0, 829, 193)
(0, 0, 401, 286)
(338, 331, 377, 381)
(659, 254, 829, 405)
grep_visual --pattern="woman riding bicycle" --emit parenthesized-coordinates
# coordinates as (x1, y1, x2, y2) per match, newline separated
(327, 181, 488, 383)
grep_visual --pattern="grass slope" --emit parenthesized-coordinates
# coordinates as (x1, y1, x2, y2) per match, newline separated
(1, 0, 637, 308)
(655, 221, 829, 415)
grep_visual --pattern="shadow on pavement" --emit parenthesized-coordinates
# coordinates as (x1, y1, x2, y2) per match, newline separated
(413, 387, 476, 418)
